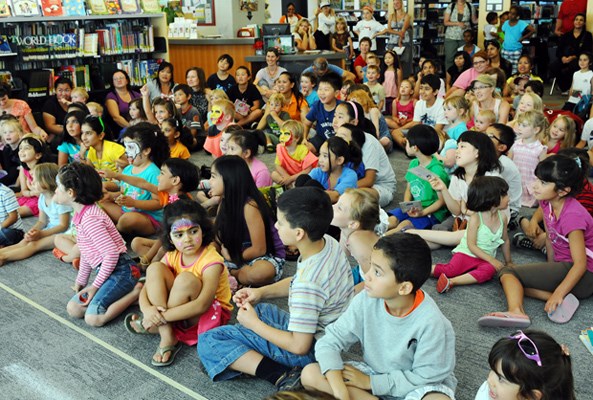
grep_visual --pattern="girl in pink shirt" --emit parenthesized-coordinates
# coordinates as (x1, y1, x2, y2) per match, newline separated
(57, 163, 142, 327)
(225, 130, 273, 187)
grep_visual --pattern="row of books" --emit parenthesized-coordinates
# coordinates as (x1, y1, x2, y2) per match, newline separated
(0, 0, 160, 18)
(25, 58, 160, 98)
(3, 21, 154, 61)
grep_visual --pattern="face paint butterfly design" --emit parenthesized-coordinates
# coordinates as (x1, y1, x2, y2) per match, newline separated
(125, 141, 141, 160)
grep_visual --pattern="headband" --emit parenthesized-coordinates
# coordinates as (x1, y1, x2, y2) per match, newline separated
(347, 101, 358, 121)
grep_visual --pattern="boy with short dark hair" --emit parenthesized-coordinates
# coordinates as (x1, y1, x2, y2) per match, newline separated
(206, 54, 236, 93)
(301, 232, 457, 400)
(198, 187, 354, 390)
(391, 74, 447, 149)
(174, 84, 201, 145)
(387, 125, 450, 231)
(305, 72, 343, 153)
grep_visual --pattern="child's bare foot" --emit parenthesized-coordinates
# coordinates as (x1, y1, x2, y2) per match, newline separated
(151, 342, 181, 367)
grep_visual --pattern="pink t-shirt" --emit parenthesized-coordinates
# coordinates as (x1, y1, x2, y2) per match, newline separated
(250, 157, 272, 188)
(383, 70, 398, 98)
(541, 197, 593, 272)
(452, 68, 479, 90)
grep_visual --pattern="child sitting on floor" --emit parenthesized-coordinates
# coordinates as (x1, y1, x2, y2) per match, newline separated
(301, 232, 457, 400)
(271, 120, 318, 188)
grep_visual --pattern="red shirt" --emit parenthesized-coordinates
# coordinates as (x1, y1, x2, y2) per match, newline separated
(558, 0, 587, 34)
(353, 55, 367, 83)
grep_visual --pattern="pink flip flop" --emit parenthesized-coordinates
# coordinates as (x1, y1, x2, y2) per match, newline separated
(548, 293, 580, 324)
(478, 312, 531, 328)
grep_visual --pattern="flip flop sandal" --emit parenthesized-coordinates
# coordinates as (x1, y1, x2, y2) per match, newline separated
(124, 313, 150, 335)
(151, 343, 182, 367)
(548, 293, 580, 324)
(52, 248, 67, 263)
(436, 274, 451, 294)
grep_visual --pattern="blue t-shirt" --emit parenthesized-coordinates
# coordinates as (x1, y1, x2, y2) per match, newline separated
(120, 163, 162, 221)
(38, 193, 72, 230)
(306, 100, 343, 141)
(446, 122, 467, 141)
(309, 166, 358, 194)
(56, 142, 82, 163)
(305, 90, 319, 107)
(502, 20, 528, 51)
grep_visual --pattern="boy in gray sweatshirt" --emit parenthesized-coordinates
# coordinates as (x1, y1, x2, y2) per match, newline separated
(301, 232, 457, 400)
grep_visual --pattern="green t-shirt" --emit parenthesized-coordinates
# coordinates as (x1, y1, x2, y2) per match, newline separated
(405, 156, 450, 222)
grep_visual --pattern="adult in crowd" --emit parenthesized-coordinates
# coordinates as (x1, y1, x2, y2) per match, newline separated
(443, 0, 477, 70)
(353, 37, 371, 82)
(314, 1, 335, 51)
(253, 48, 287, 102)
(144, 61, 175, 101)
(445, 50, 471, 91)
(503, 54, 543, 102)
(302, 57, 356, 83)
(485, 39, 513, 79)
(42, 77, 72, 144)
(275, 71, 309, 123)
(554, 0, 588, 36)
(294, 19, 317, 52)
(185, 67, 208, 126)
(279, 2, 303, 33)
(381, 0, 412, 78)
(0, 84, 46, 138)
(550, 13, 593, 94)
(446, 50, 490, 98)
(471, 74, 510, 124)
(105, 69, 141, 131)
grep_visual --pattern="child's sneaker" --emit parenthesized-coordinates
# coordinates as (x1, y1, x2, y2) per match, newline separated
(275, 366, 303, 391)
(512, 232, 534, 250)
(436, 273, 451, 294)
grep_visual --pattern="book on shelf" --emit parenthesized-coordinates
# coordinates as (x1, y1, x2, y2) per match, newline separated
(62, 0, 85, 15)
(75, 64, 91, 91)
(28, 68, 54, 98)
(40, 0, 64, 16)
(0, 34, 11, 53)
(86, 0, 108, 14)
(10, 0, 41, 16)
(0, 70, 14, 88)
(581, 327, 593, 356)
(0, 0, 11, 16)
(140, 0, 159, 13)
(119, 0, 139, 13)
(104, 0, 121, 14)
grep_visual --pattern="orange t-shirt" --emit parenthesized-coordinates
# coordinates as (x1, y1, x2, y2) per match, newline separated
(282, 93, 308, 121)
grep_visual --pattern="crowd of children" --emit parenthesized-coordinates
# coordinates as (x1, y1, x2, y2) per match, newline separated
(0, 3, 591, 398)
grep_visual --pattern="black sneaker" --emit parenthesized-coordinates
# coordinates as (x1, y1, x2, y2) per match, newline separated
(275, 366, 303, 391)
(512, 232, 534, 250)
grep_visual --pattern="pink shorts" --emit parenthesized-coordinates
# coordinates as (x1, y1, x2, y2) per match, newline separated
(173, 300, 231, 346)
(434, 252, 497, 284)
(17, 196, 39, 216)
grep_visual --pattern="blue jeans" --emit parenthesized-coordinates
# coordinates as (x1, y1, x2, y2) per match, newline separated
(70, 253, 138, 315)
(197, 303, 315, 381)
(0, 227, 24, 246)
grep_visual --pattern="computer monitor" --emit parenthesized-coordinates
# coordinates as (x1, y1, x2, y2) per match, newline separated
(262, 23, 291, 36)
(264, 35, 295, 54)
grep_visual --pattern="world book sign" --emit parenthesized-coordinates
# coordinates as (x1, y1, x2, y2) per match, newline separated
(9, 33, 78, 47)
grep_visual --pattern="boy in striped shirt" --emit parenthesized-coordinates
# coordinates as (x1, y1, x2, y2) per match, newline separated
(198, 187, 353, 389)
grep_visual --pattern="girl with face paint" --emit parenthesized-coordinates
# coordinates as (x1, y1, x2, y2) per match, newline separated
(124, 199, 232, 367)
(271, 120, 318, 188)
(99, 122, 170, 237)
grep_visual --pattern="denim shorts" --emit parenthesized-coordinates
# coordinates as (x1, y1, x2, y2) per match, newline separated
(70, 253, 139, 315)
(388, 208, 440, 230)
(0, 227, 24, 246)
(197, 303, 315, 381)
(225, 254, 285, 282)
(347, 361, 456, 400)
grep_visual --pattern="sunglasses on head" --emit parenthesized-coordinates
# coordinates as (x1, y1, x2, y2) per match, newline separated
(509, 330, 542, 367)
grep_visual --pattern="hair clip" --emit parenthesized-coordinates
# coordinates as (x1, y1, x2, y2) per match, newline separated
(560, 344, 570, 356)
(347, 101, 358, 121)
(98, 116, 105, 132)
(574, 157, 582, 168)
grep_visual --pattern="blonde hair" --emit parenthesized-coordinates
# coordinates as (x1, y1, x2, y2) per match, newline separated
(516, 110, 549, 136)
(343, 188, 380, 231)
(0, 118, 25, 137)
(212, 99, 235, 120)
(335, 16, 347, 30)
(210, 89, 229, 103)
(476, 109, 496, 124)
(87, 102, 103, 115)
(444, 95, 469, 118)
(348, 89, 376, 112)
(280, 120, 305, 144)
(544, 114, 577, 149)
(268, 93, 286, 106)
(71, 87, 89, 101)
(366, 53, 378, 64)
(295, 18, 311, 33)
(32, 162, 59, 192)
(518, 92, 543, 113)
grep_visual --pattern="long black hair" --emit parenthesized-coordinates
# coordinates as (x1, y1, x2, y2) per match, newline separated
(212, 155, 277, 264)
(453, 131, 501, 180)
(60, 110, 88, 146)
(154, 61, 175, 92)
(121, 122, 170, 167)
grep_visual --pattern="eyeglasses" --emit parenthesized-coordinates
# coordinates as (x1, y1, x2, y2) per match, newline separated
(473, 85, 492, 90)
(473, 60, 487, 66)
(509, 330, 542, 367)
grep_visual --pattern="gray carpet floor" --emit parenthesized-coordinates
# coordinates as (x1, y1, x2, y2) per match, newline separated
(1, 122, 592, 399)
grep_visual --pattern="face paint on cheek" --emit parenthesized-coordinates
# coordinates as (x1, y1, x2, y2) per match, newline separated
(125, 142, 141, 161)
(279, 130, 293, 146)
(209, 107, 224, 125)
